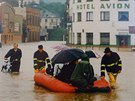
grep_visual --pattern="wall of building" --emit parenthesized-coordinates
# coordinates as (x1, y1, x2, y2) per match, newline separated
(41, 17, 61, 30)
(68, 0, 135, 46)
(26, 7, 40, 42)
(14, 7, 41, 42)
(0, 2, 22, 45)
(14, 7, 26, 19)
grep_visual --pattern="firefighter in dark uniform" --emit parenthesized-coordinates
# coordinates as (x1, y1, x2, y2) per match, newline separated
(33, 45, 53, 75)
(101, 47, 122, 88)
(4, 43, 22, 73)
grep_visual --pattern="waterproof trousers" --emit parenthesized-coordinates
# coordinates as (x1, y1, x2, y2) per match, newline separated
(108, 73, 118, 88)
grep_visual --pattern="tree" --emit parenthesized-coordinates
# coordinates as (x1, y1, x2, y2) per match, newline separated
(37, 1, 66, 18)
(48, 28, 67, 41)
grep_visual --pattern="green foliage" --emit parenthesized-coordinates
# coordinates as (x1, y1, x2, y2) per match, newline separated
(37, 1, 66, 18)
(48, 28, 67, 41)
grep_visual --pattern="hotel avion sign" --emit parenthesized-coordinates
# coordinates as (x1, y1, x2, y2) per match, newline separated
(76, 3, 130, 10)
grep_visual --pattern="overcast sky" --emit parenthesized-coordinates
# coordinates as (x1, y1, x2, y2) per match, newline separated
(43, 0, 66, 3)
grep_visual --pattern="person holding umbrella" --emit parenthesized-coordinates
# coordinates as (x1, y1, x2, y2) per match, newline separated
(101, 47, 122, 89)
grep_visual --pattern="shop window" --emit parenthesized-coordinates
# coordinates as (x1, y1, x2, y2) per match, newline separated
(100, 33, 110, 45)
(86, 33, 93, 45)
(77, 33, 81, 44)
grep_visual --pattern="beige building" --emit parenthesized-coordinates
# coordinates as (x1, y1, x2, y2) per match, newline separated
(40, 14, 61, 41)
(41, 16, 61, 30)
(0, 2, 22, 45)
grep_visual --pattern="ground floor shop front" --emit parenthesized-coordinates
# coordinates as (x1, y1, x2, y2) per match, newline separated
(69, 32, 135, 47)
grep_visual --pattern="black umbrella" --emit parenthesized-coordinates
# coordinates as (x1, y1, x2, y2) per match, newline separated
(85, 50, 100, 58)
(51, 48, 85, 65)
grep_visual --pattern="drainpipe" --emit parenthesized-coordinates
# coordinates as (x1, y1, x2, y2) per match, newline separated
(0, 34, 1, 48)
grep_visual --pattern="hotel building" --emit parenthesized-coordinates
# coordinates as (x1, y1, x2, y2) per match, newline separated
(67, 0, 135, 46)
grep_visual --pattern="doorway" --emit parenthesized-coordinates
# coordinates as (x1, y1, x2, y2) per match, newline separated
(116, 35, 131, 46)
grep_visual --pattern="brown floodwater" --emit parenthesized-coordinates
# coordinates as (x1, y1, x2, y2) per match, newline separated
(0, 41, 135, 101)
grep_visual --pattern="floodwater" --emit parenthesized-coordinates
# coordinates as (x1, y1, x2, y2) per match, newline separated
(0, 41, 135, 101)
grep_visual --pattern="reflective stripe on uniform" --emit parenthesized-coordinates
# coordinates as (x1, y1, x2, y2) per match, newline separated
(39, 66, 45, 70)
(34, 58, 37, 60)
(34, 64, 38, 66)
(107, 60, 121, 67)
(101, 64, 105, 67)
(118, 64, 122, 66)
(108, 72, 118, 76)
(35, 60, 45, 62)
(38, 60, 45, 62)
(34, 58, 45, 63)
(47, 62, 51, 65)
(101, 70, 105, 72)
(107, 63, 115, 67)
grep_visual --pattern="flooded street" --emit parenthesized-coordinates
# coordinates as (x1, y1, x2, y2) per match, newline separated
(0, 41, 135, 101)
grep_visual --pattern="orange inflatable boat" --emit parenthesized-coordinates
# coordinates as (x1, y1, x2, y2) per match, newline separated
(34, 73, 77, 93)
(34, 73, 111, 93)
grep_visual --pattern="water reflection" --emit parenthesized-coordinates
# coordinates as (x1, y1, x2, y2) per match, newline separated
(33, 84, 120, 101)
(0, 42, 135, 101)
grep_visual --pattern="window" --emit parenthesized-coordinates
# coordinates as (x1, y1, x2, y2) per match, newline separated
(118, 0, 128, 1)
(78, 0, 81, 3)
(51, 19, 53, 23)
(77, 33, 81, 44)
(77, 12, 82, 22)
(86, 12, 93, 21)
(100, 33, 110, 45)
(101, 0, 110, 1)
(118, 11, 129, 21)
(86, 33, 93, 45)
(45, 19, 47, 22)
(45, 26, 47, 29)
(100, 11, 110, 21)
(87, 0, 93, 2)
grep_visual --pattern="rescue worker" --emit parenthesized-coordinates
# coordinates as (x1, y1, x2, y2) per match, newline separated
(101, 47, 122, 88)
(33, 45, 53, 75)
(4, 43, 22, 73)
(70, 54, 96, 90)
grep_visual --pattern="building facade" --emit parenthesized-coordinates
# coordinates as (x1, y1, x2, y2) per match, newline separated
(41, 16, 61, 30)
(14, 7, 40, 42)
(67, 0, 135, 46)
(40, 11, 61, 41)
(18, 0, 40, 7)
(0, 2, 22, 45)
(26, 7, 40, 42)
